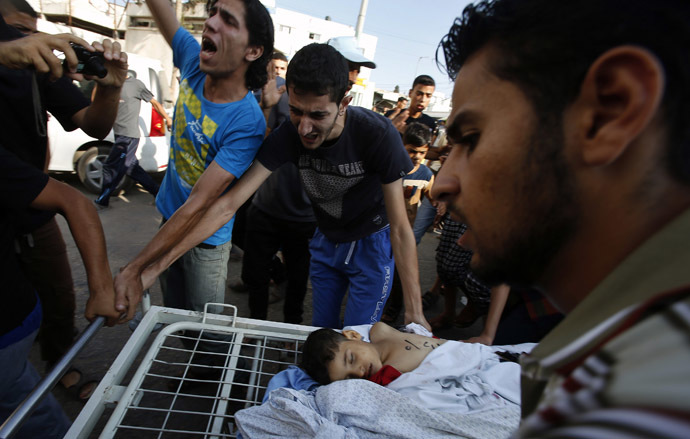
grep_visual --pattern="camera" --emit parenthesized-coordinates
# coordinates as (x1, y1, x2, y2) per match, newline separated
(63, 43, 107, 78)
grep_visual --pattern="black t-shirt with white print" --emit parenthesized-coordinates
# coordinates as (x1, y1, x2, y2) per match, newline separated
(257, 106, 413, 243)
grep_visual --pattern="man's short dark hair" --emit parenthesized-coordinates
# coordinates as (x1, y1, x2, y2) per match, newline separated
(397, 96, 408, 103)
(272, 51, 288, 62)
(438, 0, 690, 184)
(412, 75, 435, 89)
(403, 122, 432, 148)
(206, 0, 274, 91)
(300, 328, 347, 385)
(6, 0, 37, 17)
(286, 43, 349, 103)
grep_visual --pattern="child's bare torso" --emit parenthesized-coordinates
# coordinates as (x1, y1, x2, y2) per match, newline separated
(370, 322, 446, 374)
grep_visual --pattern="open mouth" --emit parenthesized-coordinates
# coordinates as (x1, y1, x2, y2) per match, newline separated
(201, 37, 217, 55)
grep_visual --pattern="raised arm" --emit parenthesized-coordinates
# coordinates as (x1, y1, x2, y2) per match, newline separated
(382, 179, 432, 331)
(146, 0, 181, 46)
(31, 178, 121, 326)
(114, 161, 273, 318)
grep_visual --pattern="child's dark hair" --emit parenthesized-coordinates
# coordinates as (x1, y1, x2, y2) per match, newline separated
(300, 328, 347, 385)
(403, 122, 432, 148)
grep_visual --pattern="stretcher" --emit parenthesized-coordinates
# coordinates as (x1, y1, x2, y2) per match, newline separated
(0, 304, 317, 438)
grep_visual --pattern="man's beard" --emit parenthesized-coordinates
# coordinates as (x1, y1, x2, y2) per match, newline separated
(471, 118, 579, 288)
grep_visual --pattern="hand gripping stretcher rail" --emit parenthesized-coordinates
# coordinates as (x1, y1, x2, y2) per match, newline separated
(0, 303, 318, 438)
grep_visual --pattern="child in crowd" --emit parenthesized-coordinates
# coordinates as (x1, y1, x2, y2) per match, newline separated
(400, 122, 435, 225)
(381, 123, 434, 323)
(300, 321, 444, 384)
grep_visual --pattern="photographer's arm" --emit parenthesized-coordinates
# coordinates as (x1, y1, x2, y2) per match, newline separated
(0, 32, 90, 78)
(71, 40, 128, 139)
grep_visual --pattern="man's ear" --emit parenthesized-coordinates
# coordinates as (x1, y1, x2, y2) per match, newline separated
(338, 95, 353, 115)
(342, 330, 362, 341)
(244, 45, 263, 63)
(573, 46, 664, 166)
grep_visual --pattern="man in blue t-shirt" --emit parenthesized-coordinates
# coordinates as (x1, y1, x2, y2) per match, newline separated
(116, 43, 432, 331)
(114, 0, 273, 320)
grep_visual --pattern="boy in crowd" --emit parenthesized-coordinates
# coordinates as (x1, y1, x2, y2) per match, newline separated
(385, 75, 437, 134)
(401, 123, 434, 225)
(382, 122, 434, 323)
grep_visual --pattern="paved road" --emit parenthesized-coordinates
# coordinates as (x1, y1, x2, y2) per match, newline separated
(27, 175, 481, 433)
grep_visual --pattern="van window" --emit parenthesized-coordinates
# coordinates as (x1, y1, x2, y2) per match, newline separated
(157, 70, 172, 105)
(149, 68, 162, 101)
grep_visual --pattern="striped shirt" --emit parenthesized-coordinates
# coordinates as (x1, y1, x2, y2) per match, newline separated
(515, 208, 690, 438)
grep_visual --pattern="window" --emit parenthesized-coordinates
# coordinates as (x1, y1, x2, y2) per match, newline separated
(309, 32, 321, 41)
(280, 24, 292, 34)
(129, 17, 152, 28)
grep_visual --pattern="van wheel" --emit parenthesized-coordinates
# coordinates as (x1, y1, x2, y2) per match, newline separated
(77, 146, 133, 194)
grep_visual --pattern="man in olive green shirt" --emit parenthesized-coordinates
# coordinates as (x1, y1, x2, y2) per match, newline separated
(432, 0, 690, 437)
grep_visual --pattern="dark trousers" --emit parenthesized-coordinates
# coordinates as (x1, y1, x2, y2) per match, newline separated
(96, 135, 159, 206)
(14, 218, 76, 365)
(241, 204, 316, 324)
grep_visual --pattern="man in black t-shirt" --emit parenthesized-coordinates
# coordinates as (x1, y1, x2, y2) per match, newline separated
(0, 23, 127, 437)
(116, 43, 432, 332)
(0, 3, 128, 394)
(385, 75, 438, 135)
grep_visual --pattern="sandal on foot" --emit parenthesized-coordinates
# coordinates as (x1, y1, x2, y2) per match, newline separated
(78, 380, 99, 401)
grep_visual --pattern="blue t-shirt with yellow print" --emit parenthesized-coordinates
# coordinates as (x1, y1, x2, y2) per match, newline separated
(156, 28, 265, 245)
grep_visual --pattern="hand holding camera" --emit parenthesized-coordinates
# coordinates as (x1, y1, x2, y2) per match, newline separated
(64, 43, 107, 78)
(0, 33, 127, 87)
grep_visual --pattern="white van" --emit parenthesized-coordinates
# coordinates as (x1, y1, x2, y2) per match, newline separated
(47, 53, 172, 194)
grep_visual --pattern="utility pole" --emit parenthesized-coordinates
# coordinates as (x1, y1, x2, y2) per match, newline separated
(355, 0, 368, 43)
(171, 0, 184, 95)
(175, 0, 184, 24)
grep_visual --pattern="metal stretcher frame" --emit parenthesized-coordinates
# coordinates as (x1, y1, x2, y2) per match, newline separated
(67, 305, 319, 438)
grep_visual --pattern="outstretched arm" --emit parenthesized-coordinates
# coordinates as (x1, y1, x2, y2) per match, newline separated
(145, 0, 181, 46)
(114, 161, 273, 317)
(383, 179, 431, 331)
(31, 178, 121, 326)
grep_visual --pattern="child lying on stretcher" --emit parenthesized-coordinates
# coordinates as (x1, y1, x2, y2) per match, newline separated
(301, 321, 451, 384)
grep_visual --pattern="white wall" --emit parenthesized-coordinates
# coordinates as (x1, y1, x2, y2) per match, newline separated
(28, 0, 126, 32)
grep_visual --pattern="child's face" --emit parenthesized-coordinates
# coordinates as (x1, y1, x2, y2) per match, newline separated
(406, 144, 429, 166)
(326, 339, 383, 382)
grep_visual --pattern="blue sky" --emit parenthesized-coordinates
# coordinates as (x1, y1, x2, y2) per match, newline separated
(276, 0, 473, 97)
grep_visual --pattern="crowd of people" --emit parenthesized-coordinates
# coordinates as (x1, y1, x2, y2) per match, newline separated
(1, 0, 689, 437)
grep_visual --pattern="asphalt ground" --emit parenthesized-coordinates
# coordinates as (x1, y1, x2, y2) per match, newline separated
(26, 175, 483, 434)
